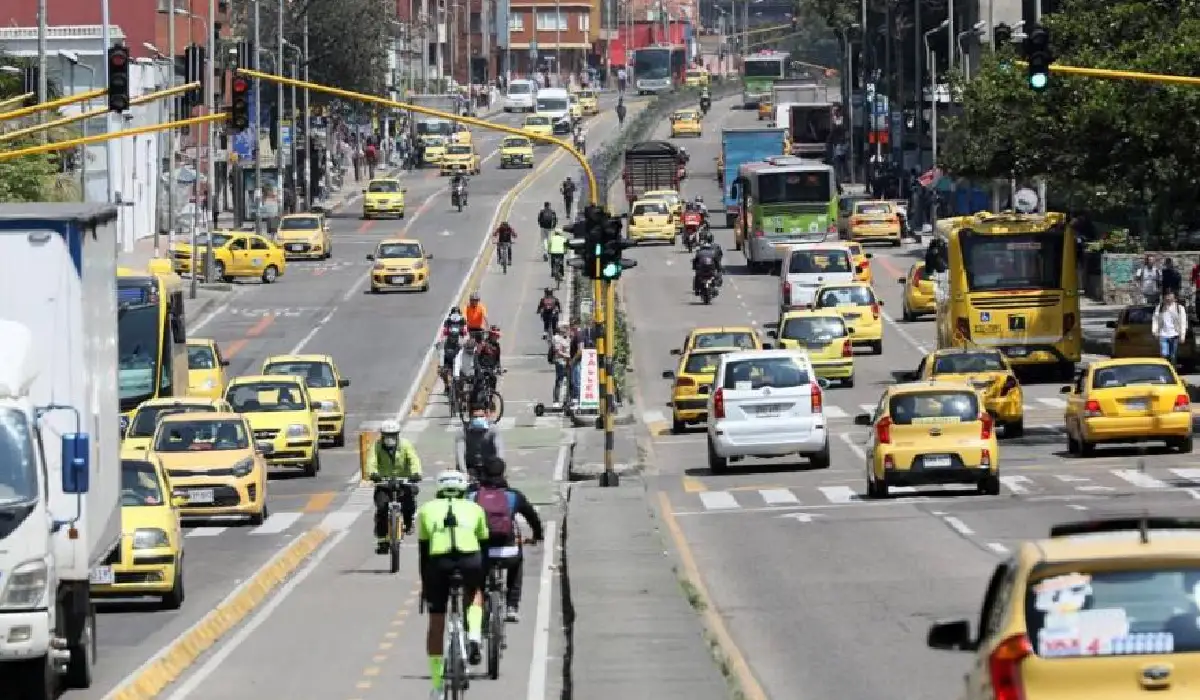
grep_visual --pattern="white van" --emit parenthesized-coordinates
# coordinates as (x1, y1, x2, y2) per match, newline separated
(504, 79, 537, 112)
(534, 87, 572, 134)
(778, 243, 860, 311)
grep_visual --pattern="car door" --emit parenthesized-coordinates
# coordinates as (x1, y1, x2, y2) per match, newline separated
(966, 562, 1017, 699)
(249, 236, 274, 274)
(226, 236, 251, 275)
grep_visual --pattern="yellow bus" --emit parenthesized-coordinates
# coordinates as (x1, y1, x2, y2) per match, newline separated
(117, 264, 190, 430)
(934, 211, 1080, 380)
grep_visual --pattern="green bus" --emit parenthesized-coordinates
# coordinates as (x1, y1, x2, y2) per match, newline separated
(733, 156, 839, 272)
(741, 52, 787, 108)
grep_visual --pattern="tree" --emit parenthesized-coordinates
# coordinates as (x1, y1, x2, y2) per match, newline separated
(940, 0, 1200, 236)
(0, 51, 80, 203)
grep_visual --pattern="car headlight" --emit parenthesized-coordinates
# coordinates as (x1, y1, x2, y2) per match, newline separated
(230, 457, 255, 477)
(0, 559, 48, 610)
(318, 400, 341, 412)
(287, 423, 311, 438)
(133, 528, 171, 550)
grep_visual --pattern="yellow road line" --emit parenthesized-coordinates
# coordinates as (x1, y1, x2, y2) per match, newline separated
(111, 528, 330, 700)
(682, 475, 708, 493)
(302, 491, 337, 513)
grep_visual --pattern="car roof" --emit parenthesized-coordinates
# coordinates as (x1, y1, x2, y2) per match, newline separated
(369, 178, 401, 184)
(1086, 357, 1175, 370)
(719, 348, 809, 362)
(631, 199, 669, 207)
(378, 237, 421, 246)
(888, 380, 984, 395)
(229, 374, 308, 386)
(815, 281, 871, 290)
(138, 397, 225, 408)
(689, 326, 756, 335)
(158, 411, 245, 424)
(643, 190, 679, 196)
(781, 309, 843, 320)
(1023, 526, 1200, 564)
(263, 354, 334, 365)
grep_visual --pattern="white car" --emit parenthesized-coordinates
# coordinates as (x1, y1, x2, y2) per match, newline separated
(503, 79, 537, 112)
(778, 243, 860, 311)
(705, 349, 831, 473)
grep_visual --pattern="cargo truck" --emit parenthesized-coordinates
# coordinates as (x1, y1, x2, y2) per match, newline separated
(771, 81, 841, 160)
(622, 141, 684, 205)
(0, 204, 121, 698)
(406, 94, 466, 163)
(720, 127, 788, 228)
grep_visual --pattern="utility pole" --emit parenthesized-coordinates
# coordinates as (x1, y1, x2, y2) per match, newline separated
(36, 0, 47, 143)
(555, 0, 561, 84)
(302, 15, 312, 210)
(102, 0, 116, 208)
(167, 0, 178, 253)
(277, 0, 286, 221)
(205, 0, 217, 291)
(436, 3, 445, 90)
(254, 0, 264, 235)
(289, 60, 298, 205)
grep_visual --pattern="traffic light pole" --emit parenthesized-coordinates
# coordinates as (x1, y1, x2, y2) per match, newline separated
(600, 278, 619, 485)
(0, 113, 227, 162)
(1015, 60, 1200, 88)
(0, 93, 35, 114)
(0, 82, 199, 145)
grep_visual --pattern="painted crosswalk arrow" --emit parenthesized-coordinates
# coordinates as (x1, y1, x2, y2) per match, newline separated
(778, 512, 822, 523)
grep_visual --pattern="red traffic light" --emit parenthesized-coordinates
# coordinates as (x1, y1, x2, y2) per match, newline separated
(109, 50, 127, 67)
(232, 77, 249, 93)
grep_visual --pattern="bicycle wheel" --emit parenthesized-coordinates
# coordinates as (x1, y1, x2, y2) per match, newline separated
(500, 246, 508, 274)
(446, 380, 458, 418)
(388, 507, 401, 574)
(485, 390, 504, 422)
(486, 588, 503, 679)
(446, 624, 467, 699)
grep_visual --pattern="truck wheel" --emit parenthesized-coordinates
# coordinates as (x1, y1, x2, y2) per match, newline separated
(11, 656, 56, 699)
(161, 558, 185, 610)
(65, 604, 95, 689)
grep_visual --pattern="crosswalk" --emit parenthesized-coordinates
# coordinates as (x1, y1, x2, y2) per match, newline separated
(358, 415, 564, 434)
(678, 467, 1200, 512)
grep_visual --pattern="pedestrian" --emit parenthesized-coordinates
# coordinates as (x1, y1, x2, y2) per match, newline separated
(1162, 257, 1182, 298)
(1153, 291, 1188, 365)
(550, 325, 571, 406)
(616, 99, 627, 127)
(1135, 254, 1162, 305)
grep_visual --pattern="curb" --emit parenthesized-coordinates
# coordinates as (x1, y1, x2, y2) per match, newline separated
(107, 528, 330, 700)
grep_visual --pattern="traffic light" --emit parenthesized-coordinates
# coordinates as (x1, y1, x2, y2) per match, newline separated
(993, 22, 1013, 46)
(567, 214, 601, 279)
(107, 44, 131, 112)
(229, 74, 251, 131)
(1024, 25, 1052, 91)
(596, 208, 636, 280)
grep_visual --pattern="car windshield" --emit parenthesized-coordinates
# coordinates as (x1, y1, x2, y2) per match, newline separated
(128, 404, 217, 438)
(368, 181, 401, 193)
(1091, 363, 1177, 389)
(693, 332, 757, 350)
(0, 408, 38, 505)
(633, 202, 668, 216)
(503, 137, 530, 148)
(888, 391, 979, 425)
(580, 89, 596, 98)
(377, 243, 422, 259)
(120, 459, 165, 507)
(282, 216, 320, 230)
(676, 111, 697, 120)
(117, 301, 164, 408)
(154, 419, 251, 452)
(537, 98, 568, 112)
(847, 243, 863, 257)
(781, 316, 847, 341)
(646, 192, 679, 204)
(855, 203, 893, 216)
(789, 250, 852, 274)
(960, 231, 1065, 292)
(187, 344, 217, 369)
(815, 286, 874, 307)
(527, 116, 549, 125)
(684, 351, 729, 375)
(263, 361, 336, 388)
(447, 145, 471, 155)
(227, 381, 309, 412)
(933, 353, 1007, 374)
(508, 83, 532, 95)
(1025, 565, 1200, 657)
(722, 356, 811, 389)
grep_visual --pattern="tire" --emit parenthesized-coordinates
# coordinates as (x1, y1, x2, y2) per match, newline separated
(486, 601, 503, 679)
(902, 306, 916, 322)
(1177, 435, 1195, 453)
(871, 340, 883, 355)
(161, 558, 185, 610)
(1067, 430, 1080, 456)
(213, 260, 227, 281)
(388, 512, 401, 574)
(978, 474, 1001, 496)
(808, 441, 831, 469)
(486, 390, 505, 421)
(842, 377, 855, 388)
(303, 451, 320, 477)
(672, 417, 686, 434)
(261, 265, 279, 284)
(333, 429, 346, 448)
(249, 503, 266, 526)
(868, 476, 888, 499)
(10, 655, 55, 700)
(1005, 419, 1025, 439)
(65, 603, 95, 690)
(1080, 439, 1096, 457)
(707, 438, 728, 474)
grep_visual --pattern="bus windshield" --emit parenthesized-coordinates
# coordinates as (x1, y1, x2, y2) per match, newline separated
(417, 121, 453, 136)
(960, 231, 1065, 292)
(757, 170, 833, 204)
(743, 59, 785, 78)
(634, 50, 671, 79)
(118, 303, 165, 409)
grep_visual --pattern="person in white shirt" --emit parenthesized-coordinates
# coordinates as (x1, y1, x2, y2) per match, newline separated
(452, 337, 481, 392)
(550, 326, 571, 406)
(1134, 254, 1162, 305)
(1152, 291, 1188, 365)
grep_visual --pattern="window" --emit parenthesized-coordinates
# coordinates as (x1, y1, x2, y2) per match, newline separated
(128, 404, 217, 438)
(814, 285, 875, 307)
(1091, 363, 1177, 389)
(781, 316, 847, 342)
(722, 356, 810, 390)
(263, 360, 337, 388)
(888, 391, 980, 425)
(187, 344, 217, 370)
(758, 170, 834, 204)
(578, 13, 590, 32)
(788, 249, 852, 274)
(684, 351, 729, 375)
(960, 230, 1065, 292)
(508, 15, 524, 32)
(250, 237, 270, 251)
(228, 237, 247, 251)
(932, 352, 1007, 375)
(536, 10, 566, 31)
(470, 12, 481, 33)
(120, 459, 165, 507)
(154, 419, 251, 452)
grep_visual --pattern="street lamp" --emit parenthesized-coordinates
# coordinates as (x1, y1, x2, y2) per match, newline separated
(925, 18, 950, 171)
(174, 6, 216, 298)
(957, 20, 986, 79)
(58, 50, 96, 201)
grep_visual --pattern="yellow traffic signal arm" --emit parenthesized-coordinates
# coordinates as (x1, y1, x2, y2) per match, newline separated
(0, 112, 226, 162)
(1015, 60, 1200, 87)
(0, 92, 36, 115)
(0, 82, 200, 145)
(0, 88, 107, 124)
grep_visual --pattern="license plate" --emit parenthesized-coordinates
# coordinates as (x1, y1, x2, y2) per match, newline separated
(924, 456, 952, 468)
(1124, 400, 1149, 411)
(288, 244, 304, 251)
(755, 404, 786, 416)
(1006, 347, 1028, 357)
(188, 488, 215, 504)
(390, 275, 410, 284)
(90, 566, 114, 585)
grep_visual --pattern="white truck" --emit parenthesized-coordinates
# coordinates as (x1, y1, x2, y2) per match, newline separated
(0, 203, 121, 698)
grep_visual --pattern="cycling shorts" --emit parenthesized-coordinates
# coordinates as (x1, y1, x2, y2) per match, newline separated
(422, 553, 484, 614)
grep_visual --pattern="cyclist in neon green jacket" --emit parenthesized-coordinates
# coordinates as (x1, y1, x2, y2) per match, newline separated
(366, 419, 423, 552)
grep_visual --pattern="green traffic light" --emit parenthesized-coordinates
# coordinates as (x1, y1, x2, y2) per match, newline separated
(1029, 72, 1048, 90)
(602, 263, 620, 278)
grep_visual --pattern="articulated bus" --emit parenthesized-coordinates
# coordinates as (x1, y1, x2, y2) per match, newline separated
(633, 45, 688, 94)
(741, 52, 787, 108)
(117, 266, 189, 429)
(733, 156, 839, 272)
(933, 211, 1080, 380)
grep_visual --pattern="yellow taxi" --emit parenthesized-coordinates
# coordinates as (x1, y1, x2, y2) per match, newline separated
(847, 200, 903, 245)
(150, 412, 269, 524)
(422, 135, 449, 165)
(770, 310, 855, 387)
(898, 262, 936, 321)
(170, 230, 286, 283)
(1109, 304, 1198, 368)
(92, 452, 186, 608)
(577, 88, 599, 115)
(627, 199, 676, 244)
(440, 143, 481, 175)
(1062, 358, 1193, 456)
(524, 114, 553, 138)
(670, 109, 703, 138)
(758, 98, 773, 121)
(568, 95, 584, 121)
(262, 354, 350, 447)
(912, 349, 1025, 437)
(855, 381, 1001, 498)
(845, 242, 873, 283)
(684, 67, 711, 87)
(121, 397, 233, 453)
(224, 375, 322, 476)
(811, 282, 884, 354)
(275, 213, 332, 260)
(452, 126, 472, 145)
(362, 178, 406, 219)
(185, 338, 229, 399)
(499, 136, 535, 169)
(642, 189, 684, 220)
(672, 326, 762, 356)
(663, 347, 737, 433)
(928, 514, 1200, 699)
(367, 238, 431, 293)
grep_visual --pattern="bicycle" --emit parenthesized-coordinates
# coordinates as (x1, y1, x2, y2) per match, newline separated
(458, 376, 505, 424)
(497, 241, 512, 274)
(483, 555, 512, 680)
(444, 570, 471, 699)
(378, 477, 418, 573)
(550, 254, 564, 288)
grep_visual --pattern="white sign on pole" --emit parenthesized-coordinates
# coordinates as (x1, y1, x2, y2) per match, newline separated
(579, 349, 600, 411)
(1014, 188, 1039, 213)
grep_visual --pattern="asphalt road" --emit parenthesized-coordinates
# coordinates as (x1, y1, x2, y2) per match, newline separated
(626, 97, 1200, 699)
(69, 96, 633, 700)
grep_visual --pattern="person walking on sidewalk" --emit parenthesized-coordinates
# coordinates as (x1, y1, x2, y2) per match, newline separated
(1135, 254, 1162, 305)
(616, 99, 627, 127)
(1162, 257, 1182, 298)
(1153, 291, 1188, 366)
(550, 325, 571, 406)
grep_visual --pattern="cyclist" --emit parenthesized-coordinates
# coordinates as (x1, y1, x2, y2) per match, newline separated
(452, 336, 481, 407)
(560, 177, 577, 219)
(417, 470, 489, 697)
(537, 287, 562, 339)
(492, 221, 516, 267)
(439, 307, 469, 393)
(546, 227, 568, 281)
(616, 98, 627, 127)
(455, 408, 505, 477)
(366, 420, 423, 552)
(468, 456, 543, 623)
(537, 202, 558, 261)
(464, 292, 488, 342)
(478, 325, 503, 375)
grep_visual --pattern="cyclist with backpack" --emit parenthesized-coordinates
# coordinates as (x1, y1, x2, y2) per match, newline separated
(537, 287, 562, 339)
(468, 457, 543, 623)
(455, 408, 505, 478)
(560, 176, 577, 219)
(537, 202, 558, 261)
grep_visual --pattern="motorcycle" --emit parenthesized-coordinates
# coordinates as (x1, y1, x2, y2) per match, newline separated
(451, 184, 467, 212)
(681, 211, 704, 251)
(699, 96, 711, 115)
(697, 274, 718, 305)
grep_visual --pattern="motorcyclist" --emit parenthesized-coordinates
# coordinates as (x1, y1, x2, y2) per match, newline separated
(493, 221, 516, 267)
(572, 124, 586, 154)
(537, 287, 562, 339)
(467, 457, 543, 623)
(699, 87, 711, 114)
(615, 98, 627, 127)
(366, 419, 423, 552)
(455, 408, 505, 478)
(451, 172, 469, 206)
(546, 227, 568, 280)
(691, 195, 709, 219)
(439, 307, 470, 392)
(537, 202, 558, 261)
(692, 241, 722, 296)
(561, 177, 577, 219)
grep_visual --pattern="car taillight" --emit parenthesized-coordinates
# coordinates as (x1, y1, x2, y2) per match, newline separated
(675, 377, 696, 388)
(861, 259, 870, 267)
(987, 633, 1032, 700)
(1175, 394, 1190, 412)
(810, 383, 823, 413)
(850, 216, 864, 226)
(713, 388, 725, 419)
(1063, 312, 1076, 335)
(783, 280, 792, 301)
(980, 413, 994, 440)
(980, 448, 992, 467)
(842, 340, 853, 357)
(754, 228, 764, 238)
(1000, 376, 1019, 396)
(870, 303, 880, 319)
(875, 416, 892, 444)
(955, 317, 971, 340)
(1085, 399, 1102, 417)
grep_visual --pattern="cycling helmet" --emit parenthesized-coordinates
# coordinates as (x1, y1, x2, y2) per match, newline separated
(380, 419, 401, 435)
(483, 457, 507, 479)
(436, 470, 469, 496)
(469, 291, 481, 302)
(544, 287, 554, 296)
(488, 325, 502, 339)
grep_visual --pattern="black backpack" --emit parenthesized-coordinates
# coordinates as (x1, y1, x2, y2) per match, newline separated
(538, 209, 556, 229)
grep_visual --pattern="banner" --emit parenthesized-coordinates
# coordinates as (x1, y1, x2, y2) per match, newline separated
(579, 349, 600, 411)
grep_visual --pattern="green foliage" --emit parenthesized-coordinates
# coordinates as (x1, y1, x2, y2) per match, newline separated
(941, 0, 1200, 235)
(0, 50, 76, 203)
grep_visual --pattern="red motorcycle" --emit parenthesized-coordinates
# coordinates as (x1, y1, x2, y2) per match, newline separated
(681, 210, 704, 251)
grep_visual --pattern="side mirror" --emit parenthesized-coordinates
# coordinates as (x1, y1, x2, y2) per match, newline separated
(669, 348, 682, 356)
(255, 441, 275, 455)
(847, 328, 857, 335)
(815, 377, 830, 389)
(662, 370, 676, 379)
(766, 329, 777, 339)
(401, 188, 408, 194)
(864, 253, 873, 259)
(366, 254, 375, 261)
(61, 433, 91, 494)
(697, 384, 711, 395)
(1060, 385, 1073, 394)
(1105, 321, 1117, 329)
(425, 253, 434, 259)
(897, 277, 907, 284)
(220, 358, 230, 367)
(853, 413, 872, 426)
(927, 619, 976, 651)
(339, 378, 351, 388)
(171, 495, 188, 508)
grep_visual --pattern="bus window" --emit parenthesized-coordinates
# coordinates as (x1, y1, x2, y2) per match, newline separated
(758, 170, 833, 204)
(959, 231, 1065, 292)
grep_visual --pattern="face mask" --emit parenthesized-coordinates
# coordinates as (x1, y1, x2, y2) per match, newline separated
(382, 436, 398, 449)
(469, 417, 489, 431)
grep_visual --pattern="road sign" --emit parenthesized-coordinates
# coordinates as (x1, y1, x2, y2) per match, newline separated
(1014, 187, 1039, 213)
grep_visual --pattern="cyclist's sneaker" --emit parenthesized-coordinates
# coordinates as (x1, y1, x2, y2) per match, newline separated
(506, 606, 520, 623)
(375, 539, 389, 555)
(468, 640, 482, 665)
